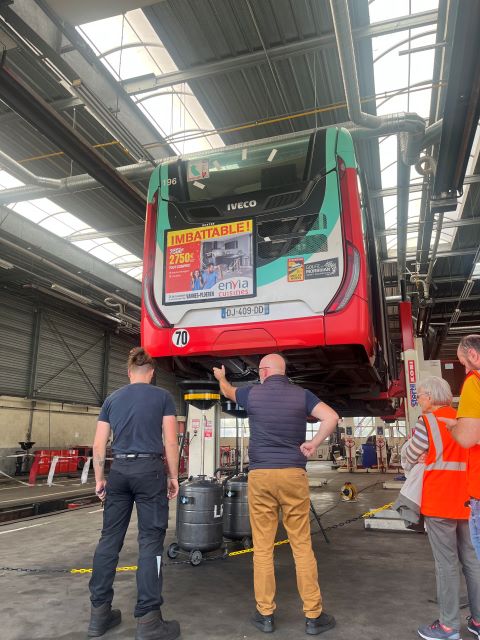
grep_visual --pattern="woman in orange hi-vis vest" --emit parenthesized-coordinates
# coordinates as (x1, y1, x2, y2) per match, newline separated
(404, 376, 480, 640)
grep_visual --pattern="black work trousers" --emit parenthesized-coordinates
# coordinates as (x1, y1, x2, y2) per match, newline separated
(89, 458, 169, 617)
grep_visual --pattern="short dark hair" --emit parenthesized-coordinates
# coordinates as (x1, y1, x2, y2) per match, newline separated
(458, 335, 480, 355)
(128, 347, 154, 369)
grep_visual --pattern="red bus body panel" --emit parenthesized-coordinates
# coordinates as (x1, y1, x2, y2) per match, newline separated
(142, 167, 374, 360)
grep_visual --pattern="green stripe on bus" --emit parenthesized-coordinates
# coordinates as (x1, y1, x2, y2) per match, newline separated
(257, 127, 342, 286)
(156, 164, 169, 251)
(336, 127, 357, 169)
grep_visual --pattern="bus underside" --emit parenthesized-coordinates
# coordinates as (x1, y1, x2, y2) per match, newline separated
(144, 294, 395, 417)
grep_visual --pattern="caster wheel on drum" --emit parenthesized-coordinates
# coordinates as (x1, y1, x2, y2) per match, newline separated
(167, 543, 179, 559)
(242, 537, 253, 550)
(189, 549, 203, 566)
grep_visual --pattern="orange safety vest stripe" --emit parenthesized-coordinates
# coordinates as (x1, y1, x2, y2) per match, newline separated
(421, 406, 470, 520)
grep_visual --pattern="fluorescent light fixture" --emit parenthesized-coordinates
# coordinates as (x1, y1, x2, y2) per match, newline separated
(0, 258, 14, 269)
(51, 283, 92, 305)
(472, 262, 480, 280)
(451, 308, 462, 324)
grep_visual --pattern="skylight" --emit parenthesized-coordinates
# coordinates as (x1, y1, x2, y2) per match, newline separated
(0, 170, 143, 281)
(78, 9, 224, 155)
(369, 0, 439, 259)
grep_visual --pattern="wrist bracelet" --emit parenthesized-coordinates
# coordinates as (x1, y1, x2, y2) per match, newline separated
(168, 476, 178, 480)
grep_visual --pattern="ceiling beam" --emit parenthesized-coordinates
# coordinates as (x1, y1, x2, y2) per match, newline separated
(371, 174, 480, 199)
(121, 10, 438, 95)
(0, 206, 141, 300)
(67, 225, 145, 242)
(385, 274, 475, 285)
(111, 260, 143, 269)
(0, 65, 146, 221)
(432, 0, 480, 201)
(383, 247, 478, 263)
(1, 2, 169, 161)
(377, 217, 480, 237)
(387, 294, 480, 305)
(0, 96, 85, 124)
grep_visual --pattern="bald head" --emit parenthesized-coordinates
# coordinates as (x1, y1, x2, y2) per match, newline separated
(259, 353, 286, 382)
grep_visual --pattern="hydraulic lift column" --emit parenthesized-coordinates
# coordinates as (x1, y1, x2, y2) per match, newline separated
(399, 301, 421, 433)
(180, 380, 221, 479)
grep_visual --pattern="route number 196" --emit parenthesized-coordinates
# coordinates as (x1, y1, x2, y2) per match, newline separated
(172, 329, 190, 347)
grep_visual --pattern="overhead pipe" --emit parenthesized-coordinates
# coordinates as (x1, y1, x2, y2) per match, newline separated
(328, 0, 446, 298)
(0, 149, 58, 188)
(0, 235, 141, 313)
(396, 140, 411, 287)
(0, 160, 154, 205)
(0, 109, 444, 205)
(329, 0, 426, 163)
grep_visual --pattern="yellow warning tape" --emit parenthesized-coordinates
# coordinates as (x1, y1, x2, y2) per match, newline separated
(69, 502, 395, 572)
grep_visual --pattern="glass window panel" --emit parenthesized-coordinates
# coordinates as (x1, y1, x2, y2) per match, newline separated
(89, 246, 118, 261)
(72, 239, 100, 252)
(29, 198, 65, 214)
(10, 201, 46, 223)
(40, 216, 76, 237)
(0, 170, 24, 189)
(369, 0, 410, 23)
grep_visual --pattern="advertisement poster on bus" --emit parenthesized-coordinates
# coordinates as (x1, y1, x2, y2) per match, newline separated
(163, 220, 255, 304)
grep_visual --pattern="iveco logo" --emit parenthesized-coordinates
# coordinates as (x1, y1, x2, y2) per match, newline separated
(226, 200, 256, 211)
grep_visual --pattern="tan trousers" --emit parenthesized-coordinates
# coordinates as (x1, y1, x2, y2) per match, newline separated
(248, 468, 322, 618)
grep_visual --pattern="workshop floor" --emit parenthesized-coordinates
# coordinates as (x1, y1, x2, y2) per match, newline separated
(0, 463, 468, 640)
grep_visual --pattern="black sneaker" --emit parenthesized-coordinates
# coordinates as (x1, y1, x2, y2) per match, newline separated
(467, 616, 480, 638)
(251, 610, 275, 633)
(305, 612, 336, 635)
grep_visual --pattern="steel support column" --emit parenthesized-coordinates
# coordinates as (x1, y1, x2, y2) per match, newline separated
(101, 331, 111, 403)
(27, 307, 42, 398)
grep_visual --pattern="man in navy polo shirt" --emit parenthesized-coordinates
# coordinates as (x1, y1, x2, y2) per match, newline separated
(213, 353, 339, 636)
(88, 347, 180, 640)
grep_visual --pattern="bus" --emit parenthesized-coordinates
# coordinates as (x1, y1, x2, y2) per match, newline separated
(142, 127, 394, 416)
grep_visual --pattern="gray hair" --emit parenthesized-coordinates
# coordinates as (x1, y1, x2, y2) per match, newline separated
(459, 335, 480, 355)
(417, 376, 453, 406)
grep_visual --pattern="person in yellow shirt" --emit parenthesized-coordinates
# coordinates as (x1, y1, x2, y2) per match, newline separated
(446, 335, 480, 616)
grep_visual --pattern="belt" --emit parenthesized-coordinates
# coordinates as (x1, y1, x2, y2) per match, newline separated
(113, 453, 162, 459)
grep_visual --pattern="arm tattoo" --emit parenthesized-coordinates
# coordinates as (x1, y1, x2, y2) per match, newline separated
(94, 456, 105, 469)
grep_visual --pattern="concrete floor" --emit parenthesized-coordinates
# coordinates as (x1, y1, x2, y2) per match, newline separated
(0, 477, 96, 508)
(0, 463, 471, 640)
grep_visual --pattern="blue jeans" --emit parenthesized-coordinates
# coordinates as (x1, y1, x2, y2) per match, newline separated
(469, 498, 480, 561)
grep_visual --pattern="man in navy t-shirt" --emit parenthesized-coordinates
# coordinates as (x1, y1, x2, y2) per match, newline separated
(88, 347, 180, 640)
(214, 353, 339, 636)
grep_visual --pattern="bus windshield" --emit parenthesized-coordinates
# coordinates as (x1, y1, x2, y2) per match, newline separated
(184, 134, 311, 202)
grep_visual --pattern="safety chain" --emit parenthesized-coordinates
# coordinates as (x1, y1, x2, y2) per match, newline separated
(0, 502, 394, 575)
(0, 566, 70, 574)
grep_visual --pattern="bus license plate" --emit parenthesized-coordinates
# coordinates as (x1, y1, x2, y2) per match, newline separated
(221, 304, 270, 319)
